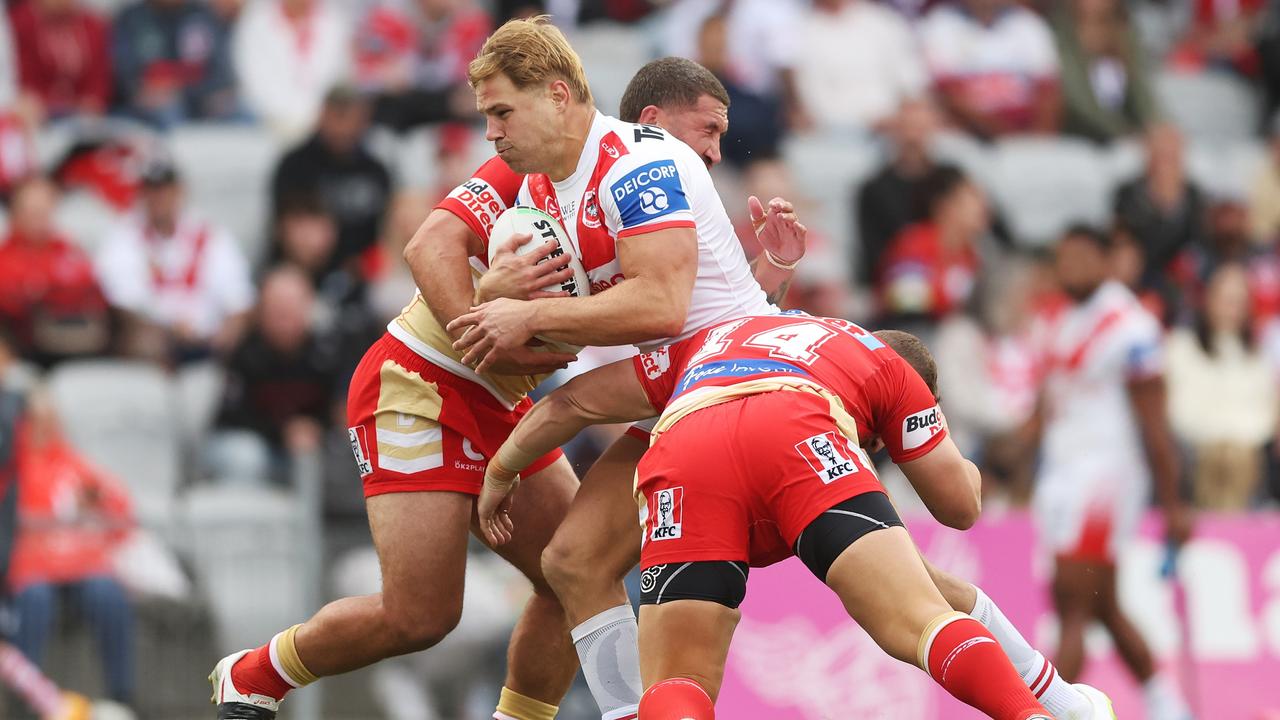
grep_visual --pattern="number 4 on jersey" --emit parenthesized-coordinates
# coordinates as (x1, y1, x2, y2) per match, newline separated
(744, 323, 837, 366)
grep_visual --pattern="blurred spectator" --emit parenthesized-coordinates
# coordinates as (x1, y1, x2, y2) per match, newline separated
(232, 0, 352, 141)
(794, 0, 927, 133)
(111, 0, 240, 128)
(210, 266, 342, 483)
(354, 0, 491, 132)
(9, 0, 112, 121)
(271, 86, 392, 270)
(877, 166, 990, 324)
(1112, 221, 1177, 325)
(0, 10, 17, 107)
(1249, 115, 1280, 246)
(933, 255, 1041, 504)
(93, 159, 253, 365)
(1168, 264, 1277, 509)
(855, 99, 952, 285)
(1053, 0, 1159, 143)
(1170, 0, 1264, 76)
(1113, 123, 1207, 287)
(666, 0, 805, 164)
(8, 389, 135, 706)
(919, 0, 1061, 140)
(0, 329, 22, 599)
(367, 190, 430, 322)
(0, 176, 109, 366)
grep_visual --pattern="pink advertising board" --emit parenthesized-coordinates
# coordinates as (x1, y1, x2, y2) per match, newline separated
(717, 512, 1280, 719)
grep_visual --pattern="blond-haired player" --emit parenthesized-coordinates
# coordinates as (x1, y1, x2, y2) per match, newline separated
(208, 19, 804, 720)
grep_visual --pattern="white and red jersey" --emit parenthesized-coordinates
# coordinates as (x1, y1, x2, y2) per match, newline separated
(393, 112, 774, 407)
(1032, 280, 1164, 475)
(516, 112, 773, 351)
(634, 313, 948, 464)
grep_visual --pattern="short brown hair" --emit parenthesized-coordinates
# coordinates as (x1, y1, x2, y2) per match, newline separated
(619, 57, 730, 123)
(468, 16, 592, 105)
(873, 330, 938, 397)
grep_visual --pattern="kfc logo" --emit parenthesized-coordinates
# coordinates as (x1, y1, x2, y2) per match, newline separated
(640, 346, 671, 380)
(348, 426, 373, 477)
(649, 487, 683, 541)
(795, 432, 860, 484)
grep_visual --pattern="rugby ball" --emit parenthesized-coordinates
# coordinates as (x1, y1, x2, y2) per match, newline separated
(487, 206, 591, 354)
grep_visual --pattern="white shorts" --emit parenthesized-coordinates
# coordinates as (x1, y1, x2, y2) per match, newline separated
(1033, 454, 1148, 564)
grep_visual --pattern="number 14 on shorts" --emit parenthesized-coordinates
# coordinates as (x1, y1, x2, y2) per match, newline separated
(795, 432, 872, 484)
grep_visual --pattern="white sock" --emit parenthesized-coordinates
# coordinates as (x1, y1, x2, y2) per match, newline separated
(570, 604, 643, 720)
(970, 585, 1090, 718)
(1143, 673, 1191, 720)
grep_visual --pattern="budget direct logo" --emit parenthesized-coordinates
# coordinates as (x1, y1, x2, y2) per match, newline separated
(610, 160, 689, 224)
(902, 405, 943, 450)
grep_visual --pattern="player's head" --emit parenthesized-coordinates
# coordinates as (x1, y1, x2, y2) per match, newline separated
(1054, 224, 1112, 302)
(620, 57, 730, 169)
(469, 16, 593, 174)
(873, 330, 938, 399)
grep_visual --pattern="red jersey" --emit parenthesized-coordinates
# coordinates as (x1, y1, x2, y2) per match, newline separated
(632, 313, 947, 463)
(434, 155, 525, 258)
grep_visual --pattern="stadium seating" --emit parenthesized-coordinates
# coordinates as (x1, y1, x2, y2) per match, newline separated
(782, 131, 884, 280)
(1156, 70, 1261, 144)
(46, 359, 182, 533)
(569, 22, 657, 117)
(182, 483, 316, 655)
(169, 124, 280, 266)
(987, 137, 1111, 246)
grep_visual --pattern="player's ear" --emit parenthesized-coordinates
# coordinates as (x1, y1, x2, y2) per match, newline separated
(547, 79, 572, 111)
(636, 105, 663, 125)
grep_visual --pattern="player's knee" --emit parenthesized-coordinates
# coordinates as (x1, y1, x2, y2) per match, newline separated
(384, 601, 462, 654)
(541, 536, 592, 595)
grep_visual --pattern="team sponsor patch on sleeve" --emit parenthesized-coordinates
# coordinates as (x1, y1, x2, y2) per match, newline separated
(901, 405, 944, 451)
(609, 159, 690, 229)
(443, 176, 509, 240)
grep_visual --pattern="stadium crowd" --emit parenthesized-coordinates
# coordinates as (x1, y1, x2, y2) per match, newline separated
(0, 0, 1276, 717)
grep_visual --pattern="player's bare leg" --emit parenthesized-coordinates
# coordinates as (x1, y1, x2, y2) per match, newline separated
(823, 527, 1051, 720)
(542, 433, 645, 624)
(1051, 557, 1105, 683)
(1091, 562, 1189, 720)
(927, 560, 1104, 719)
(541, 433, 647, 718)
(474, 456, 581, 718)
(637, 600, 739, 701)
(212, 491, 473, 718)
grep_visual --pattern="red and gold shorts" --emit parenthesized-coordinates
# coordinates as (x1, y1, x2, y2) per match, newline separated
(346, 333, 563, 498)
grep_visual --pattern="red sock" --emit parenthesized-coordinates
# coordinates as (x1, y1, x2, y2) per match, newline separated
(924, 616, 1051, 720)
(230, 643, 294, 701)
(638, 678, 715, 720)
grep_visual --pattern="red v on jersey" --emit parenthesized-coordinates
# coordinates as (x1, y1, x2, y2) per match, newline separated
(525, 131, 628, 275)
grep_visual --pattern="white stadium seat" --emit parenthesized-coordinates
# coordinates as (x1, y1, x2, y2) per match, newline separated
(182, 485, 314, 655)
(987, 137, 1111, 246)
(783, 131, 884, 280)
(174, 360, 226, 450)
(1156, 70, 1260, 144)
(169, 124, 281, 266)
(569, 22, 656, 117)
(1186, 139, 1268, 201)
(47, 360, 182, 531)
